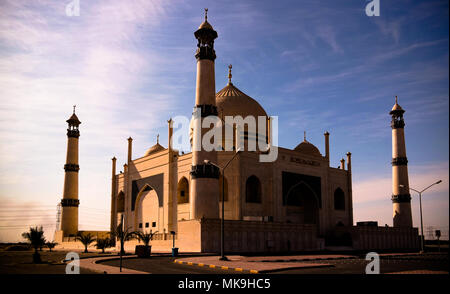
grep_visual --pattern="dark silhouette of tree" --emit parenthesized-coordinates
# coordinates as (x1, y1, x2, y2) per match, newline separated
(75, 232, 96, 253)
(46, 241, 58, 252)
(113, 225, 137, 255)
(95, 238, 111, 254)
(22, 226, 46, 263)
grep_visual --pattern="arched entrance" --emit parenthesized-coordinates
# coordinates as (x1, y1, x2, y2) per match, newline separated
(134, 185, 159, 232)
(286, 181, 319, 225)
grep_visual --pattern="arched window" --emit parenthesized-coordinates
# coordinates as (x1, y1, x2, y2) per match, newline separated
(334, 188, 345, 210)
(117, 191, 125, 212)
(177, 177, 189, 204)
(245, 175, 262, 203)
(219, 175, 228, 202)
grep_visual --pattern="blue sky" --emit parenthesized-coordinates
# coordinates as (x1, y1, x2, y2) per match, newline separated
(0, 0, 448, 242)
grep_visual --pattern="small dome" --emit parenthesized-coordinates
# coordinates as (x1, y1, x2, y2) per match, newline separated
(66, 113, 81, 125)
(144, 143, 165, 157)
(198, 20, 213, 30)
(294, 140, 322, 157)
(391, 103, 404, 111)
(216, 83, 267, 119)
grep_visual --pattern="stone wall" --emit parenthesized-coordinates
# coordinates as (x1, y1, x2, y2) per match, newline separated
(178, 219, 320, 253)
(340, 226, 419, 251)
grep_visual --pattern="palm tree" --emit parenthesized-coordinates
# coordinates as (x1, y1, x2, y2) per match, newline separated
(46, 241, 58, 252)
(136, 230, 158, 247)
(95, 238, 111, 254)
(113, 225, 136, 255)
(135, 230, 158, 257)
(75, 232, 96, 253)
(22, 226, 46, 263)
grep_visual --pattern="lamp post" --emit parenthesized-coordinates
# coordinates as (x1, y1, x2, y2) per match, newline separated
(204, 149, 241, 261)
(400, 180, 442, 253)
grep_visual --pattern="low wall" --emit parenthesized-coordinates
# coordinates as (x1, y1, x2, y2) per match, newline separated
(340, 226, 419, 251)
(119, 234, 176, 253)
(54, 230, 113, 252)
(178, 219, 320, 253)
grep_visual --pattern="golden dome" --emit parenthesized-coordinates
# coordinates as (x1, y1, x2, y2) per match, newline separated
(391, 103, 403, 111)
(294, 140, 322, 157)
(198, 20, 213, 30)
(390, 96, 405, 113)
(144, 142, 165, 157)
(216, 83, 267, 119)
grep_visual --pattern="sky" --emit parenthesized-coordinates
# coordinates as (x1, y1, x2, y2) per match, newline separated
(0, 0, 448, 242)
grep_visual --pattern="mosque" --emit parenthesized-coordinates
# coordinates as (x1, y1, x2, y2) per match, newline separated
(54, 11, 419, 253)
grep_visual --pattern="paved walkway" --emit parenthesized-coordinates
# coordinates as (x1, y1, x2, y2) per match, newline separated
(174, 255, 337, 273)
(78, 255, 148, 274)
(245, 254, 356, 262)
(386, 270, 449, 274)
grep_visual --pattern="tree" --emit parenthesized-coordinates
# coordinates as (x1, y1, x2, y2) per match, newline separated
(22, 226, 46, 263)
(46, 241, 58, 252)
(75, 232, 96, 253)
(95, 238, 111, 254)
(113, 225, 137, 255)
(136, 230, 158, 247)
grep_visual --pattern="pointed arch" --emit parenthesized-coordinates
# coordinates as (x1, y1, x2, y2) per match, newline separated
(286, 181, 320, 207)
(116, 191, 125, 213)
(285, 181, 320, 224)
(334, 188, 345, 210)
(245, 175, 261, 203)
(134, 184, 159, 230)
(177, 177, 189, 204)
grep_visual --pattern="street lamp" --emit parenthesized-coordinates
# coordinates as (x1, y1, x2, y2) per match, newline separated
(400, 180, 442, 253)
(204, 148, 242, 261)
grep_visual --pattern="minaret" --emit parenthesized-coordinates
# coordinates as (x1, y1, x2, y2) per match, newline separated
(60, 106, 81, 237)
(190, 8, 220, 220)
(324, 131, 330, 165)
(110, 156, 116, 233)
(390, 96, 413, 227)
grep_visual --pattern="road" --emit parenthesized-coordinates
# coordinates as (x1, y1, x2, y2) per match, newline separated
(101, 253, 449, 274)
(101, 256, 236, 274)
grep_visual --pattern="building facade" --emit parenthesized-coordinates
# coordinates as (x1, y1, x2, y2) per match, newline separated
(56, 11, 419, 253)
(109, 12, 355, 252)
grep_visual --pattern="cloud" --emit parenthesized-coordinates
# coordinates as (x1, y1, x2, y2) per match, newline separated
(353, 161, 449, 204)
(0, 0, 189, 242)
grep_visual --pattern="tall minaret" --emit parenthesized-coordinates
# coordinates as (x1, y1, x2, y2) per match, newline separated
(189, 9, 220, 220)
(390, 96, 412, 228)
(60, 106, 81, 237)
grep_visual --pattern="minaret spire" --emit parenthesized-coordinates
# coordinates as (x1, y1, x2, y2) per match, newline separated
(390, 96, 412, 227)
(190, 10, 220, 220)
(228, 64, 232, 85)
(60, 107, 81, 237)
